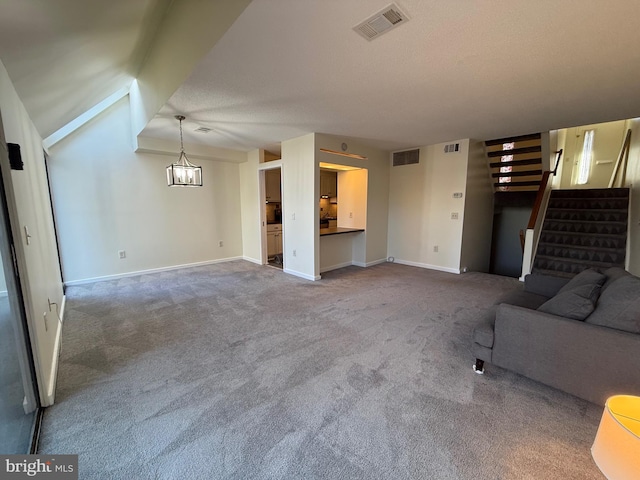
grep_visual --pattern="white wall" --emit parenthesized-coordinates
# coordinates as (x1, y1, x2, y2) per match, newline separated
(337, 169, 367, 230)
(0, 60, 64, 405)
(559, 120, 627, 189)
(48, 96, 243, 284)
(240, 149, 263, 264)
(319, 234, 356, 273)
(460, 140, 493, 272)
(388, 140, 471, 273)
(281, 133, 317, 280)
(337, 168, 368, 266)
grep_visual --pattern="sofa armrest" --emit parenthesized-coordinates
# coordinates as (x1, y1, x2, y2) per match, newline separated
(492, 304, 640, 405)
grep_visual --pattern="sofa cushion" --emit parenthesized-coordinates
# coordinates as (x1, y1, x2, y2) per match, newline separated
(498, 290, 550, 310)
(524, 274, 570, 298)
(586, 275, 640, 334)
(601, 267, 631, 292)
(558, 268, 607, 293)
(537, 269, 606, 320)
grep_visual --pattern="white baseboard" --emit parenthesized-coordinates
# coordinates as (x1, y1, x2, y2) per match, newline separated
(242, 256, 263, 265)
(45, 293, 66, 407)
(64, 257, 244, 286)
(320, 258, 389, 274)
(320, 261, 353, 273)
(353, 258, 388, 268)
(393, 259, 460, 274)
(283, 268, 321, 281)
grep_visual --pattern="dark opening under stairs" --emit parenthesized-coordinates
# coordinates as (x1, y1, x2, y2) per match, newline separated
(532, 188, 630, 278)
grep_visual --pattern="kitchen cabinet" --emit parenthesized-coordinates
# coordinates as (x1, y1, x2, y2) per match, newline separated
(320, 171, 337, 198)
(267, 224, 283, 256)
(265, 169, 281, 202)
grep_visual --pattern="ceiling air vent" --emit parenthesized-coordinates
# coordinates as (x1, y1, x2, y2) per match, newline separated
(354, 3, 409, 41)
(393, 149, 420, 167)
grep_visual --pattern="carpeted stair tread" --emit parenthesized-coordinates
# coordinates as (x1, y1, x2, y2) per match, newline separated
(545, 209, 628, 223)
(547, 199, 630, 210)
(532, 187, 629, 277)
(530, 267, 582, 279)
(541, 221, 627, 236)
(539, 230, 627, 240)
(535, 249, 625, 266)
(537, 242, 626, 254)
(549, 188, 629, 198)
(534, 255, 623, 270)
(543, 218, 626, 225)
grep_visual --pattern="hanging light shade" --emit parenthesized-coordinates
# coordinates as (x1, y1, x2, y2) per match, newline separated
(166, 115, 202, 187)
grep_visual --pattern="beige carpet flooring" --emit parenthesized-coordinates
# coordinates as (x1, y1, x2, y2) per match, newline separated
(38, 261, 604, 479)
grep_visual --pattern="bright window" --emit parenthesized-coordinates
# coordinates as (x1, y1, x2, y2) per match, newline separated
(577, 130, 594, 185)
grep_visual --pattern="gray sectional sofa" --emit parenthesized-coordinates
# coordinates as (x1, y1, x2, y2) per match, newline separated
(472, 267, 640, 405)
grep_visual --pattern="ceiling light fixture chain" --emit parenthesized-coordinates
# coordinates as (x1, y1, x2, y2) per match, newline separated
(177, 114, 185, 154)
(166, 114, 203, 187)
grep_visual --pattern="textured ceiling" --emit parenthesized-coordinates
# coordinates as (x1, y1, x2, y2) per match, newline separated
(2, 1, 640, 153)
(141, 0, 640, 153)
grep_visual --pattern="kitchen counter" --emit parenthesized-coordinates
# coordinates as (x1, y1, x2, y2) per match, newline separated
(319, 227, 364, 236)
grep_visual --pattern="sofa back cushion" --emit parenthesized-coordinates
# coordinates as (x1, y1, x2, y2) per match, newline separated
(601, 267, 631, 292)
(524, 274, 570, 298)
(536, 269, 606, 320)
(586, 275, 640, 334)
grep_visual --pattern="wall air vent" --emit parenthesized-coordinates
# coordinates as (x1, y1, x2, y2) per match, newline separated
(194, 127, 212, 134)
(444, 143, 460, 153)
(354, 3, 409, 41)
(393, 149, 420, 166)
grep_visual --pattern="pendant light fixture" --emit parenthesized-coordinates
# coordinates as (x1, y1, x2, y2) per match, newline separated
(166, 115, 203, 187)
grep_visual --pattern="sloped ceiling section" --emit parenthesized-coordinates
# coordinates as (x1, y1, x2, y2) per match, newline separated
(131, 0, 253, 138)
(0, 0, 169, 138)
(0, 0, 252, 142)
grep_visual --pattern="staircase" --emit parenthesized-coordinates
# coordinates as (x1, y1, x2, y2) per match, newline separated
(485, 133, 543, 192)
(532, 188, 630, 278)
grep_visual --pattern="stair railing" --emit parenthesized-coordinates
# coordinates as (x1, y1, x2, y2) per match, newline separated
(519, 149, 563, 279)
(608, 129, 632, 188)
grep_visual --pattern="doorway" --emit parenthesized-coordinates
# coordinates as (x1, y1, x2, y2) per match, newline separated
(262, 166, 284, 269)
(0, 121, 40, 453)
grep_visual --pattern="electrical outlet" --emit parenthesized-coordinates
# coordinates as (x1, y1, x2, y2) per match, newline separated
(293, 249, 297, 257)
(218, 241, 223, 247)
(451, 212, 459, 220)
(118, 250, 126, 259)
(433, 245, 439, 253)
(349, 212, 353, 218)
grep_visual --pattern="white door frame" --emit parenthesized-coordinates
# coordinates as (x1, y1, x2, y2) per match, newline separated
(257, 162, 284, 266)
